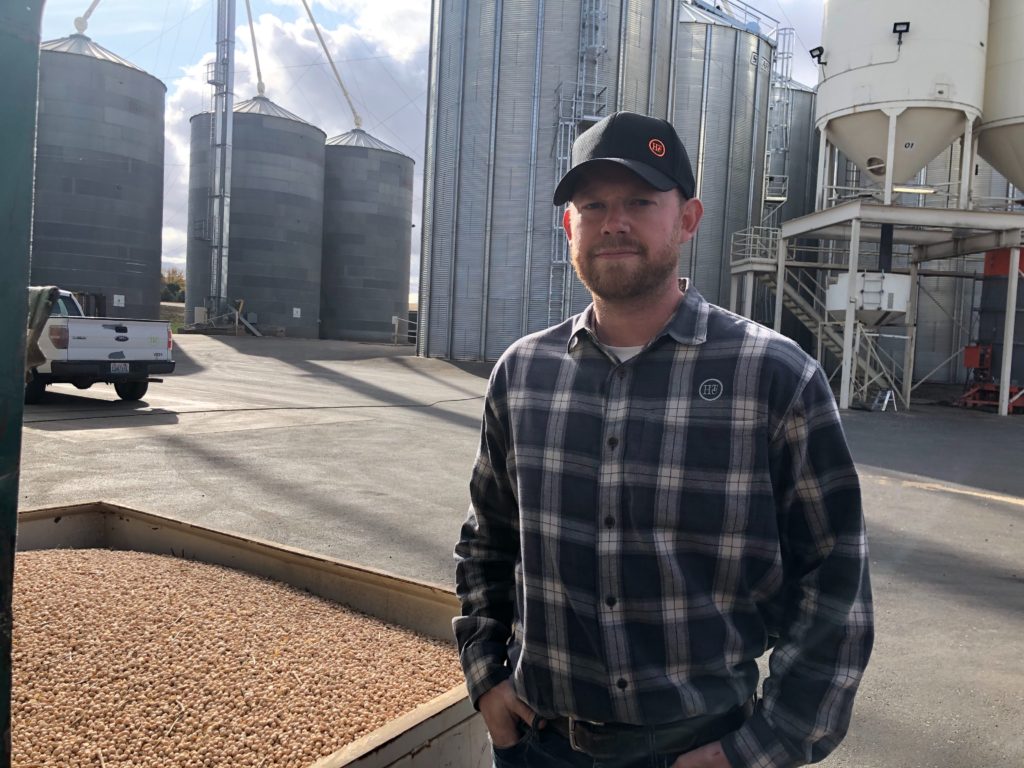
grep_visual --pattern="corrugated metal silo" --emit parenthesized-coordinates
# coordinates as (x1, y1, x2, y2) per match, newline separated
(186, 96, 326, 337)
(321, 129, 415, 342)
(415, 0, 679, 362)
(31, 34, 165, 319)
(673, 2, 773, 305)
(774, 83, 818, 225)
(419, 0, 773, 361)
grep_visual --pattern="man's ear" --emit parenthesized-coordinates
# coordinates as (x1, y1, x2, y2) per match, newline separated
(562, 207, 574, 242)
(676, 197, 704, 245)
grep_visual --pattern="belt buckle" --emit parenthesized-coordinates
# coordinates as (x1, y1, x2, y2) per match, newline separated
(567, 717, 603, 754)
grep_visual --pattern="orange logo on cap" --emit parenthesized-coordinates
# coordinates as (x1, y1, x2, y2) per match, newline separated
(648, 138, 666, 158)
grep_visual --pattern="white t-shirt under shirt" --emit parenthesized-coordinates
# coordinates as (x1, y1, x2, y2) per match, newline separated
(606, 345, 644, 362)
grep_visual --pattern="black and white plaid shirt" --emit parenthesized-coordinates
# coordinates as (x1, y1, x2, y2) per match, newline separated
(454, 283, 873, 768)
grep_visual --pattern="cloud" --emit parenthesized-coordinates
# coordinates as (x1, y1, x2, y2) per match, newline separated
(161, 5, 429, 293)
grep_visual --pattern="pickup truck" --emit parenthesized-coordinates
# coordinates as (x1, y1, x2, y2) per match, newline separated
(25, 289, 175, 403)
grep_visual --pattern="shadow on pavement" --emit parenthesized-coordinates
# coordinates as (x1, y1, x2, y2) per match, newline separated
(23, 389, 180, 430)
(841, 405, 1024, 498)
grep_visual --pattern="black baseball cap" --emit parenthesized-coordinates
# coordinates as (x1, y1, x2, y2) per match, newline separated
(552, 111, 696, 205)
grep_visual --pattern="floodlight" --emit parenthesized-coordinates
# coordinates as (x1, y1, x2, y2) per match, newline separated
(893, 22, 910, 46)
(809, 46, 825, 63)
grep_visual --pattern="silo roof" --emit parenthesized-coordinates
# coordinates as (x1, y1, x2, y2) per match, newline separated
(41, 34, 144, 72)
(326, 128, 408, 158)
(679, 0, 777, 42)
(234, 95, 314, 125)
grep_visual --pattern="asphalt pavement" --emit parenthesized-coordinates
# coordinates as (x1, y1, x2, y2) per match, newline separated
(17, 334, 1024, 768)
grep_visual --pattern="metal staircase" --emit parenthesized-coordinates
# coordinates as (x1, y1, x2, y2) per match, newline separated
(731, 231, 907, 407)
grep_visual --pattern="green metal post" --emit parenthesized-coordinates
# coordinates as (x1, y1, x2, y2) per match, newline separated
(1, 1, 45, 764)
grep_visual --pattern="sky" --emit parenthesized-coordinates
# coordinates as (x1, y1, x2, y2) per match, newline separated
(39, 0, 827, 292)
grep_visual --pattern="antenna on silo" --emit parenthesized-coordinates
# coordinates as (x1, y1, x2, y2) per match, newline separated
(298, 0, 363, 129)
(74, 0, 102, 34)
(242, 0, 266, 97)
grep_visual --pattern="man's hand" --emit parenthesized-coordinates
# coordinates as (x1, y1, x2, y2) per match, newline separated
(478, 679, 543, 748)
(671, 740, 731, 768)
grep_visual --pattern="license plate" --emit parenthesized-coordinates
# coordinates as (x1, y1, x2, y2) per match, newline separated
(110, 362, 130, 374)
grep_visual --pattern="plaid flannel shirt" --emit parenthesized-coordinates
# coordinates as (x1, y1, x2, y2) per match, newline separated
(454, 283, 873, 768)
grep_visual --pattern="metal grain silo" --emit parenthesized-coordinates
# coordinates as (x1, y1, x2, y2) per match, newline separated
(321, 130, 415, 342)
(186, 96, 325, 337)
(419, 0, 773, 361)
(774, 83, 818, 225)
(815, 0, 988, 187)
(977, 0, 1024, 192)
(673, 3, 773, 303)
(31, 34, 165, 319)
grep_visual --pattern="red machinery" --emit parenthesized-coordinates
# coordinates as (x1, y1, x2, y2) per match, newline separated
(955, 250, 1024, 413)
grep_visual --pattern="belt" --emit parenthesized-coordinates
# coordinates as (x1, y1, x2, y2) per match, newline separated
(547, 705, 748, 760)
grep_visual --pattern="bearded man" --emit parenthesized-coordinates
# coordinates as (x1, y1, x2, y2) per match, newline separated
(454, 111, 873, 768)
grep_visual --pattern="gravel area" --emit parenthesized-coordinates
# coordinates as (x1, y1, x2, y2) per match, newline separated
(12, 549, 464, 768)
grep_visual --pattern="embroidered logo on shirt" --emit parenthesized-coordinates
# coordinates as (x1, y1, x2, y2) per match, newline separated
(698, 378, 724, 401)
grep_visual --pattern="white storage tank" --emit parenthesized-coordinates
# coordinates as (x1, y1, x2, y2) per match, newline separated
(815, 0, 988, 186)
(826, 273, 911, 326)
(977, 0, 1024, 191)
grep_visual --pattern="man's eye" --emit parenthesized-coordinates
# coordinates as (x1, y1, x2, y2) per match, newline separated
(581, 202, 604, 211)
(630, 198, 653, 207)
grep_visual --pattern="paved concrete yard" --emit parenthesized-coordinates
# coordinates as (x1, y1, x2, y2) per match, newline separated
(17, 334, 1024, 768)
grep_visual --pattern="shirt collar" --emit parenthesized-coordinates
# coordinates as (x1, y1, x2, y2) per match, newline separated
(567, 278, 710, 353)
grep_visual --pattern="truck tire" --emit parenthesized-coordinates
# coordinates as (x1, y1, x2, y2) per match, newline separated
(114, 381, 149, 401)
(24, 374, 46, 404)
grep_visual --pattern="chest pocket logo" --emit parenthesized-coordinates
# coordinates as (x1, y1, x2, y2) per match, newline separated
(698, 378, 724, 401)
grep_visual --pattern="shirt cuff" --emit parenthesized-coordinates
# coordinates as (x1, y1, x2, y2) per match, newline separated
(720, 710, 802, 768)
(459, 641, 512, 708)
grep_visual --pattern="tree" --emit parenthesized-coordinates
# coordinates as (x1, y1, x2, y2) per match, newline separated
(161, 267, 186, 302)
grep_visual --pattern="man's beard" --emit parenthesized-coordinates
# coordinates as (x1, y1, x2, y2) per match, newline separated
(571, 235, 680, 303)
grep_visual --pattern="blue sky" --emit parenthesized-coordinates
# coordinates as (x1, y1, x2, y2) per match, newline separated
(39, 0, 826, 286)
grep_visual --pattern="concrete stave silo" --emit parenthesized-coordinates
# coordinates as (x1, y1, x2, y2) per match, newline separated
(186, 96, 326, 338)
(321, 129, 415, 342)
(419, 0, 776, 361)
(31, 34, 166, 319)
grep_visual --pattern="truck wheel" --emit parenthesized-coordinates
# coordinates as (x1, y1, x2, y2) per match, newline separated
(24, 374, 46, 404)
(114, 381, 149, 401)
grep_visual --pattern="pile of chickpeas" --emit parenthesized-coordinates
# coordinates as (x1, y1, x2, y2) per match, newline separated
(12, 549, 464, 768)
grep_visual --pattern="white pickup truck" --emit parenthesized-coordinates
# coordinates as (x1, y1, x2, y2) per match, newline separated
(26, 289, 175, 403)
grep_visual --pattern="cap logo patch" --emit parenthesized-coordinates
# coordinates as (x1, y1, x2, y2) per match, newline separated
(698, 379, 724, 401)
(648, 138, 666, 158)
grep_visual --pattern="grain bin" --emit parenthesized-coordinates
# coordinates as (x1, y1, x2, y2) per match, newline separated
(419, 0, 774, 361)
(321, 130, 415, 342)
(977, 0, 1024, 192)
(773, 83, 818, 225)
(674, 2, 774, 303)
(814, 0, 988, 187)
(186, 96, 326, 337)
(31, 34, 165, 319)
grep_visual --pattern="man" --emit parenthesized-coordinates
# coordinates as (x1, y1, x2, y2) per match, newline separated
(454, 111, 873, 768)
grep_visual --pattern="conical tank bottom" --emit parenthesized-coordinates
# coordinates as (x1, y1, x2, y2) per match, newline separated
(827, 107, 968, 186)
(978, 124, 1024, 191)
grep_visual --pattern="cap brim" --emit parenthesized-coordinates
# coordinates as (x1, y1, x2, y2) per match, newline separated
(552, 158, 678, 205)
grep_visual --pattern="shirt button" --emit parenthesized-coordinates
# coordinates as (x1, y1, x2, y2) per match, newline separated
(617, 678, 628, 690)
(604, 516, 615, 527)
(607, 436, 618, 448)
(617, 369, 626, 379)
(605, 596, 617, 607)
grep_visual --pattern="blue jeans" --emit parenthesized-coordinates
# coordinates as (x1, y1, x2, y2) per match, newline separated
(491, 721, 682, 768)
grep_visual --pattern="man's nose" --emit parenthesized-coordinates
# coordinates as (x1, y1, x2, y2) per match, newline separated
(600, 202, 630, 235)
